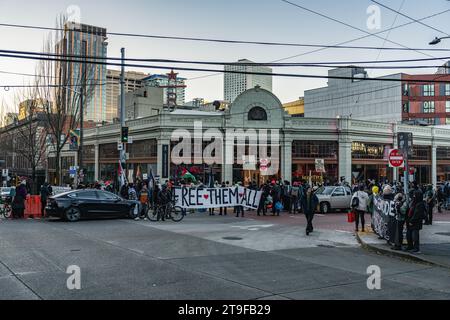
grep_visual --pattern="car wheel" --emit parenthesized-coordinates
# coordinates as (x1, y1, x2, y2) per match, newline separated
(129, 205, 139, 219)
(320, 202, 330, 214)
(65, 207, 81, 222)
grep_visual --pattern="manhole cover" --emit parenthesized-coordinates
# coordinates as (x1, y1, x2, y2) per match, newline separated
(436, 233, 450, 237)
(223, 237, 243, 241)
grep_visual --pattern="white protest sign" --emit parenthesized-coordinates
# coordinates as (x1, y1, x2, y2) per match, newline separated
(174, 187, 262, 210)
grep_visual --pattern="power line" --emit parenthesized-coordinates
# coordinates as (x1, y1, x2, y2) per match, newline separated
(1, 52, 450, 84)
(1, 48, 450, 67)
(186, 7, 450, 81)
(370, 0, 450, 36)
(375, 0, 406, 62)
(280, 0, 444, 63)
(277, 1, 448, 64)
(1, 21, 450, 52)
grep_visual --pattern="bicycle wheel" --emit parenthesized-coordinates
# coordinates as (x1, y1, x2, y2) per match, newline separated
(4, 205, 12, 219)
(146, 206, 160, 222)
(171, 206, 185, 222)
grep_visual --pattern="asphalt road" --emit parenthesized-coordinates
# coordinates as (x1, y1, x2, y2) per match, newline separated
(0, 213, 449, 300)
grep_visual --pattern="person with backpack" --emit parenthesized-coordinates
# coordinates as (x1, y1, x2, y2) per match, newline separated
(290, 182, 301, 214)
(406, 190, 426, 254)
(351, 185, 369, 233)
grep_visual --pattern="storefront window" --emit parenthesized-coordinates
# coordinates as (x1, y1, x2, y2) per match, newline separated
(128, 139, 157, 159)
(352, 142, 390, 160)
(82, 145, 95, 162)
(292, 141, 338, 159)
(99, 143, 119, 160)
(411, 146, 431, 160)
(437, 147, 450, 160)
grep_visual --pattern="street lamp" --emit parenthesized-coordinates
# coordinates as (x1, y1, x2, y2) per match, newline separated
(429, 36, 450, 45)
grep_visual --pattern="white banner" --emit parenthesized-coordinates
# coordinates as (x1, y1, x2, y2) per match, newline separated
(174, 187, 262, 210)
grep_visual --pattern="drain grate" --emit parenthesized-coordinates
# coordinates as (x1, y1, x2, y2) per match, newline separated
(223, 237, 243, 241)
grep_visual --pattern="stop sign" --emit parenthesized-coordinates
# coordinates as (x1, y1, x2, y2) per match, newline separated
(389, 149, 404, 168)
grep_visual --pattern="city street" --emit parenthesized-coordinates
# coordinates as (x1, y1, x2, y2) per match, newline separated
(1, 212, 449, 300)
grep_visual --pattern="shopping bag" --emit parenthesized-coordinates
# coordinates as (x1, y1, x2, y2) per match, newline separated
(347, 211, 355, 223)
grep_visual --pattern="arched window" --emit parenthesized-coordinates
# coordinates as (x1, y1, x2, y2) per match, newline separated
(248, 107, 267, 121)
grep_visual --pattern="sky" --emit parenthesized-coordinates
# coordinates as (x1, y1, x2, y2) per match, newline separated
(0, 0, 449, 115)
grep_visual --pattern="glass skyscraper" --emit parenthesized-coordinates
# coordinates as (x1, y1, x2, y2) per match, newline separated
(57, 22, 108, 123)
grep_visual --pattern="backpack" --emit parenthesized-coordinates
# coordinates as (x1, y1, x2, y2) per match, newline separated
(351, 194, 360, 208)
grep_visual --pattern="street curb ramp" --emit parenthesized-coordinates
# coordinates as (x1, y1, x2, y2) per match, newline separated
(356, 232, 450, 270)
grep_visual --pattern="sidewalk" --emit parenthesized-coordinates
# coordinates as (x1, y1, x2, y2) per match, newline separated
(357, 221, 450, 269)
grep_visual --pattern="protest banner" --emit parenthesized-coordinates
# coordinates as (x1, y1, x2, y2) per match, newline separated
(372, 196, 396, 241)
(174, 187, 262, 210)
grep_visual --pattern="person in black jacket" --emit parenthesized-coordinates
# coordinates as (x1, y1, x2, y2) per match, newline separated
(406, 190, 425, 254)
(301, 186, 319, 236)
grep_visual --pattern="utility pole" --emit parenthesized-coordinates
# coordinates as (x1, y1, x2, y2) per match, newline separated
(120, 48, 126, 186)
(78, 40, 87, 183)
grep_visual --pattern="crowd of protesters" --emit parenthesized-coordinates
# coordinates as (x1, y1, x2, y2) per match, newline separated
(4, 174, 450, 252)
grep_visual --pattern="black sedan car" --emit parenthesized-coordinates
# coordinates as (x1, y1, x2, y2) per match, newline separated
(46, 189, 141, 222)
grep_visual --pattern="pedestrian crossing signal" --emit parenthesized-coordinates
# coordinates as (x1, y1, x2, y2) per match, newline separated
(121, 127, 129, 143)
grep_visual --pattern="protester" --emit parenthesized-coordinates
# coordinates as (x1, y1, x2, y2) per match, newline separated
(301, 186, 319, 236)
(39, 182, 52, 218)
(424, 185, 435, 225)
(351, 185, 369, 233)
(406, 190, 426, 254)
(392, 191, 407, 251)
(12, 181, 27, 219)
(219, 182, 227, 216)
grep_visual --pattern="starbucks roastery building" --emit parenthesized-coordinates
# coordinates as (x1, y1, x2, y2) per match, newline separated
(55, 87, 450, 187)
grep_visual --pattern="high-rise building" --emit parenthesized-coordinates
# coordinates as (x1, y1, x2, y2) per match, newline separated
(142, 74, 186, 106)
(437, 61, 450, 75)
(304, 67, 450, 126)
(224, 59, 273, 103)
(105, 69, 148, 122)
(57, 22, 108, 123)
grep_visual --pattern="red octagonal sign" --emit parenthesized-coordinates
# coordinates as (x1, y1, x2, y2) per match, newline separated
(389, 149, 404, 168)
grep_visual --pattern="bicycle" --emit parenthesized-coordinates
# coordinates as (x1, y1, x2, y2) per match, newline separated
(146, 201, 184, 222)
(0, 199, 12, 219)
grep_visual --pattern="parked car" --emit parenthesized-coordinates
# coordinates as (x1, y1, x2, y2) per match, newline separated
(46, 189, 141, 222)
(315, 186, 352, 214)
(0, 187, 15, 201)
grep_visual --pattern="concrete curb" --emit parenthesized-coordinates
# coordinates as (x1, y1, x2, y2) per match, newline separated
(356, 232, 450, 270)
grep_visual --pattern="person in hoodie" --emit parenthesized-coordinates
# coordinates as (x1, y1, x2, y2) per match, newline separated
(406, 190, 426, 254)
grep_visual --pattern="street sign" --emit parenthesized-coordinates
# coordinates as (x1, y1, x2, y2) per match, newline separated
(398, 132, 413, 157)
(117, 143, 124, 151)
(143, 174, 148, 180)
(1, 169, 8, 177)
(389, 149, 404, 168)
(315, 159, 326, 173)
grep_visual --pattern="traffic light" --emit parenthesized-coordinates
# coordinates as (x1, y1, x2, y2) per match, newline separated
(121, 127, 129, 143)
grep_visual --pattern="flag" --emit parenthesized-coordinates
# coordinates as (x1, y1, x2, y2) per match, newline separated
(181, 167, 197, 183)
(118, 161, 127, 187)
(148, 168, 154, 190)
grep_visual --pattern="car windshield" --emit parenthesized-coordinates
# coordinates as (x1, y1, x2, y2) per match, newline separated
(316, 187, 334, 195)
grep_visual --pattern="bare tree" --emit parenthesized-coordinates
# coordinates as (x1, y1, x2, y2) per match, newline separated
(37, 14, 96, 185)
(0, 86, 48, 194)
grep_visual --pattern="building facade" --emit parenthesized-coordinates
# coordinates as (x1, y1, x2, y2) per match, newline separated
(58, 88, 450, 188)
(305, 67, 450, 126)
(106, 69, 149, 123)
(224, 59, 273, 103)
(58, 22, 108, 123)
(142, 74, 186, 106)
